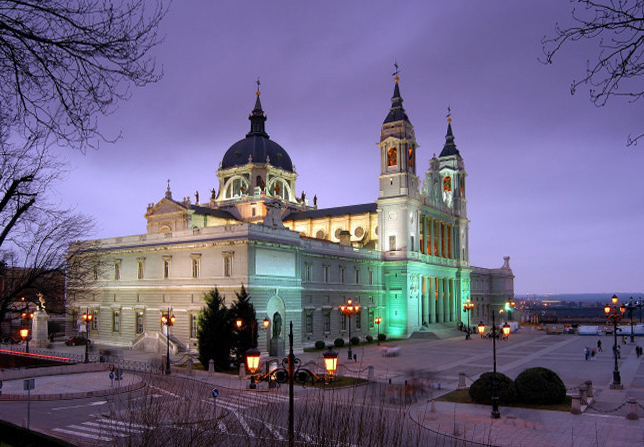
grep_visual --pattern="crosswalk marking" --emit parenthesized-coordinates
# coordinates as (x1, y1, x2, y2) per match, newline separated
(82, 421, 140, 435)
(262, 422, 285, 441)
(149, 384, 180, 398)
(217, 421, 228, 433)
(232, 410, 255, 438)
(52, 427, 112, 442)
(96, 418, 153, 430)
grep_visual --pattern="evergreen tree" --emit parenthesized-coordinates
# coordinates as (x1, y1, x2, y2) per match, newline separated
(230, 284, 258, 367)
(197, 288, 233, 371)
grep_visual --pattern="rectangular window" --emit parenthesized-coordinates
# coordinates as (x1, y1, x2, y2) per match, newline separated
(136, 311, 144, 334)
(323, 265, 329, 283)
(137, 261, 144, 279)
(389, 235, 396, 251)
(339, 266, 345, 283)
(192, 258, 199, 278)
(112, 310, 120, 332)
(369, 270, 373, 285)
(190, 314, 198, 338)
(324, 312, 331, 332)
(305, 312, 313, 334)
(356, 311, 361, 329)
(114, 263, 120, 280)
(163, 260, 170, 279)
(410, 235, 415, 251)
(368, 309, 374, 328)
(91, 312, 99, 331)
(305, 263, 312, 282)
(355, 268, 360, 284)
(341, 313, 347, 331)
(93, 267, 98, 281)
(224, 256, 232, 277)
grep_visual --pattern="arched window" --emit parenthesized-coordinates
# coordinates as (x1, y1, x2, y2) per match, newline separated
(387, 147, 397, 166)
(408, 147, 414, 167)
(269, 178, 291, 201)
(224, 176, 249, 199)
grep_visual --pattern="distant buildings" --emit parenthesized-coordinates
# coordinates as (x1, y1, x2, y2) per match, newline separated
(67, 76, 513, 354)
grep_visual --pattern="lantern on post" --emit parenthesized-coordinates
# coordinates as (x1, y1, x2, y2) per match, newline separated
(245, 348, 261, 389)
(323, 350, 339, 381)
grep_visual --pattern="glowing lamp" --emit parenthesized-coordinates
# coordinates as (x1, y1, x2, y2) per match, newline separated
(21, 312, 27, 319)
(263, 318, 270, 329)
(604, 305, 611, 315)
(87, 313, 93, 321)
(161, 314, 168, 324)
(323, 350, 339, 377)
(611, 294, 618, 305)
(619, 304, 626, 314)
(375, 316, 382, 325)
(245, 349, 261, 375)
(169, 315, 176, 325)
(20, 328, 29, 339)
(502, 323, 511, 337)
(29, 313, 33, 319)
(235, 319, 243, 329)
(355, 305, 360, 312)
(477, 322, 486, 336)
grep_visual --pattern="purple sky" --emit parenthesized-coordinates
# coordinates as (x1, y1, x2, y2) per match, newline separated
(54, 1, 643, 295)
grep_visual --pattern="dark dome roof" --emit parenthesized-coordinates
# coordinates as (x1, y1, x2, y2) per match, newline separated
(220, 93, 294, 172)
(222, 135, 293, 172)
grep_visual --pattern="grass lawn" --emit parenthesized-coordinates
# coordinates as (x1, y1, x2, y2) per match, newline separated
(306, 376, 368, 388)
(438, 388, 572, 412)
(304, 338, 405, 352)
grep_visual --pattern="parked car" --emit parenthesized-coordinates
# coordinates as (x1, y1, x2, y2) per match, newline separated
(65, 335, 89, 346)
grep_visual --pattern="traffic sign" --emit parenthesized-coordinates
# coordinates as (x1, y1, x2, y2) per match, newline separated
(23, 378, 35, 391)
(211, 388, 219, 399)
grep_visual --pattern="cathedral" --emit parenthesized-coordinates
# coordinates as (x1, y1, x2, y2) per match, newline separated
(67, 75, 514, 355)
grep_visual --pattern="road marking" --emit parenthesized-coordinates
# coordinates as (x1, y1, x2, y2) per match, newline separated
(232, 410, 255, 437)
(51, 400, 107, 411)
(149, 384, 179, 398)
(81, 421, 139, 435)
(96, 418, 153, 430)
(217, 421, 228, 433)
(262, 422, 285, 440)
(52, 427, 112, 442)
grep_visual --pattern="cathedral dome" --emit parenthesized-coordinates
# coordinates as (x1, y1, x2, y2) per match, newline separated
(221, 91, 294, 173)
(222, 135, 293, 172)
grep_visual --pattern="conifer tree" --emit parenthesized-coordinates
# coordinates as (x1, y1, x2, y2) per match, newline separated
(230, 284, 258, 367)
(197, 288, 232, 371)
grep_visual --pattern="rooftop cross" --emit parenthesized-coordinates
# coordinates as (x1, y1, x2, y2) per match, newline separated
(392, 60, 400, 83)
(256, 77, 261, 96)
(447, 105, 452, 123)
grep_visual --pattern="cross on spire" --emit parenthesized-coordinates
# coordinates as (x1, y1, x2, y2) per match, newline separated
(392, 60, 400, 82)
(256, 77, 261, 96)
(447, 105, 452, 123)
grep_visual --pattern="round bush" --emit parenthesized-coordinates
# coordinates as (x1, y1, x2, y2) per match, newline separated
(377, 333, 387, 342)
(314, 340, 325, 350)
(515, 367, 566, 404)
(469, 372, 517, 404)
(350, 336, 360, 345)
(334, 338, 345, 347)
(365, 335, 374, 343)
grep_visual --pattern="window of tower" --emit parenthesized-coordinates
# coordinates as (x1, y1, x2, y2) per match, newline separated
(225, 177, 249, 199)
(269, 179, 290, 200)
(408, 147, 414, 167)
(443, 176, 452, 192)
(387, 147, 397, 166)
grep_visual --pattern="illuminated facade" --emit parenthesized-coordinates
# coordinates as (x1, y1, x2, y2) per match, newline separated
(68, 79, 513, 354)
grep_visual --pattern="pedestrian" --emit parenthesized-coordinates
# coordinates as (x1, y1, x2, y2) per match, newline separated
(597, 339, 602, 352)
(584, 346, 590, 361)
(591, 348, 596, 359)
(622, 335, 626, 345)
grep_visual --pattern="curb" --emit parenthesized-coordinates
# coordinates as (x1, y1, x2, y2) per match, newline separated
(0, 377, 145, 401)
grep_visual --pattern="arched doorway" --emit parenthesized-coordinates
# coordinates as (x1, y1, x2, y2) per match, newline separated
(266, 295, 285, 356)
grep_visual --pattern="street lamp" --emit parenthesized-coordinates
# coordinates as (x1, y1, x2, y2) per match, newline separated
(82, 309, 93, 363)
(161, 308, 176, 375)
(625, 297, 636, 343)
(340, 298, 360, 360)
(604, 294, 625, 389)
(263, 317, 270, 329)
(323, 350, 339, 380)
(375, 316, 382, 345)
(477, 305, 512, 419)
(20, 328, 30, 353)
(245, 348, 261, 389)
(235, 318, 243, 330)
(462, 299, 475, 340)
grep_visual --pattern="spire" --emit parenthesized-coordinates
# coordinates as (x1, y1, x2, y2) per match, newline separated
(247, 77, 269, 138)
(165, 179, 172, 199)
(383, 62, 410, 124)
(439, 107, 460, 157)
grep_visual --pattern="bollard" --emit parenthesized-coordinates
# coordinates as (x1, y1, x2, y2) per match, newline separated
(208, 359, 215, 376)
(584, 380, 593, 399)
(367, 366, 374, 381)
(626, 399, 639, 420)
(187, 358, 193, 376)
(239, 363, 246, 378)
(570, 394, 581, 415)
(458, 373, 466, 389)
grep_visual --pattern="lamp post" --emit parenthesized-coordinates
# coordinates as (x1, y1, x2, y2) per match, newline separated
(604, 294, 625, 389)
(375, 316, 382, 345)
(340, 298, 360, 360)
(477, 301, 513, 419)
(462, 299, 475, 340)
(161, 308, 175, 375)
(245, 348, 261, 389)
(82, 309, 93, 363)
(20, 328, 30, 353)
(625, 297, 636, 343)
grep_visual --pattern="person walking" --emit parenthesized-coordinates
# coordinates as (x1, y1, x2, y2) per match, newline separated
(597, 339, 602, 352)
(584, 346, 590, 361)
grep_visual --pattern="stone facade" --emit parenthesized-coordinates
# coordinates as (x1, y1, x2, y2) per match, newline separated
(66, 78, 514, 353)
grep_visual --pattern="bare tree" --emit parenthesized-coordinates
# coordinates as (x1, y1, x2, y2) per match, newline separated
(542, 0, 644, 145)
(0, 0, 166, 151)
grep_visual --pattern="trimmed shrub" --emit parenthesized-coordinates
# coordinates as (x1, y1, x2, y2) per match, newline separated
(377, 333, 387, 342)
(515, 367, 566, 404)
(469, 372, 517, 404)
(314, 340, 325, 350)
(334, 338, 345, 347)
(350, 336, 360, 345)
(365, 335, 374, 343)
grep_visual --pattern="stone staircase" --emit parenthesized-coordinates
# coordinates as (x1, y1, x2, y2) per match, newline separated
(409, 323, 462, 340)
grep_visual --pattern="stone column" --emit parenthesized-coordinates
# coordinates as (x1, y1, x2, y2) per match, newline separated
(429, 217, 434, 256)
(429, 277, 437, 323)
(32, 309, 49, 348)
(422, 276, 429, 325)
(449, 279, 454, 321)
(437, 278, 444, 323)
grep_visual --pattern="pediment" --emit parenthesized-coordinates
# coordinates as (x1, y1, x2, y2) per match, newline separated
(145, 198, 187, 218)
